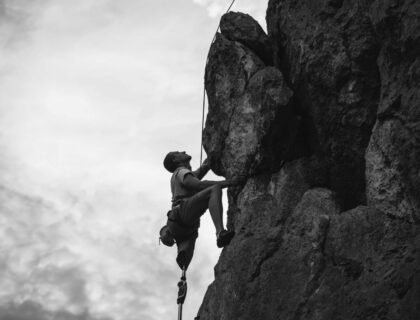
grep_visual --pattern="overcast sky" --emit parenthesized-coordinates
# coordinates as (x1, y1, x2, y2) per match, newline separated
(0, 1, 266, 319)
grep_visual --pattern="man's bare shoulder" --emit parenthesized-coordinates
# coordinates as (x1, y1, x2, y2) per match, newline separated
(176, 168, 195, 182)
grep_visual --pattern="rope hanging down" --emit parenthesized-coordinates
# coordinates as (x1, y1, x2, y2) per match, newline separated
(177, 267, 187, 320)
(199, 0, 237, 166)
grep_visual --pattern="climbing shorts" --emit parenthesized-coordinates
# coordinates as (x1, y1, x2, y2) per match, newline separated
(167, 204, 198, 242)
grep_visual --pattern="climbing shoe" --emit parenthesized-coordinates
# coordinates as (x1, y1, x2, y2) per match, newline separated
(217, 230, 235, 248)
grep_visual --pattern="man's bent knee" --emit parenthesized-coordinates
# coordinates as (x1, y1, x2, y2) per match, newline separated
(195, 184, 222, 202)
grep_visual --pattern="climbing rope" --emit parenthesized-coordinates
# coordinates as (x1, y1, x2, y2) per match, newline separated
(199, 0, 237, 166)
(177, 267, 187, 320)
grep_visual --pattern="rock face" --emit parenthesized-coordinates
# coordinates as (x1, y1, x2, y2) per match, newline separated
(198, 3, 420, 320)
(266, 0, 381, 209)
(365, 0, 420, 223)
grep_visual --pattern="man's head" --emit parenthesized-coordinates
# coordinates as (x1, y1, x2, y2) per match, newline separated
(163, 151, 192, 173)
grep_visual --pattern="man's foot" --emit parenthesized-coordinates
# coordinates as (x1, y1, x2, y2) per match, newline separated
(217, 230, 235, 248)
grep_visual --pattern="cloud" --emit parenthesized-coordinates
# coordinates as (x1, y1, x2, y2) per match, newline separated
(0, 1, 225, 320)
(0, 300, 112, 320)
(0, 185, 174, 320)
(0, 184, 220, 320)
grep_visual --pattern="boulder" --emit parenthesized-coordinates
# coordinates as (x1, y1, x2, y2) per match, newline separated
(220, 11, 273, 65)
(203, 34, 295, 179)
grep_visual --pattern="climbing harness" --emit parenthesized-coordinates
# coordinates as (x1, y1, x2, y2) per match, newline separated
(199, 0, 237, 166)
(177, 267, 187, 320)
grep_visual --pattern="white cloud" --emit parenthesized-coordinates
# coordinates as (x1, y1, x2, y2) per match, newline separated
(0, 0, 225, 320)
(0, 300, 112, 320)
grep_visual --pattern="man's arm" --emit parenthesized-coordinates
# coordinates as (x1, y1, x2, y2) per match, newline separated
(191, 158, 210, 180)
(182, 173, 234, 191)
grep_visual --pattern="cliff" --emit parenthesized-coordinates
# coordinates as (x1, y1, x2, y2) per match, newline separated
(197, 1, 420, 319)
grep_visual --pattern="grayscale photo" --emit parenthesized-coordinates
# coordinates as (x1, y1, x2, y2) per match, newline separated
(1, 0, 419, 320)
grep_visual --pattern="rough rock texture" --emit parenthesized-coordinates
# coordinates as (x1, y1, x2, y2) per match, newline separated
(365, 0, 420, 223)
(203, 31, 298, 179)
(266, 0, 381, 209)
(197, 4, 420, 320)
(220, 12, 273, 65)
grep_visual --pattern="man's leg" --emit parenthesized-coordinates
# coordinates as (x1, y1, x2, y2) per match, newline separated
(181, 184, 224, 234)
(176, 238, 196, 270)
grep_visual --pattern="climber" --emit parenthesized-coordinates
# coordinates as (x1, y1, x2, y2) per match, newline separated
(160, 151, 239, 269)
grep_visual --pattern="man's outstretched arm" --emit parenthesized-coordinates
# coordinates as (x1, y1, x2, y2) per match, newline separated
(182, 173, 235, 191)
(191, 158, 210, 180)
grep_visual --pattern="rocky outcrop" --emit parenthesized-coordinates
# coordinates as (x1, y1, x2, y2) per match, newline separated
(199, 176, 420, 320)
(198, 3, 420, 320)
(203, 29, 299, 179)
(220, 12, 273, 65)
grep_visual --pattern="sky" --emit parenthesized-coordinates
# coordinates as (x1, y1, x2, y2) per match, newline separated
(0, 1, 267, 320)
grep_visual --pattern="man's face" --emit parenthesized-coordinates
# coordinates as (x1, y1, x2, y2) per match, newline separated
(174, 151, 191, 168)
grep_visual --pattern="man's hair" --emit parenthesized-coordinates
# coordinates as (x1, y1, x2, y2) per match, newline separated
(163, 151, 178, 173)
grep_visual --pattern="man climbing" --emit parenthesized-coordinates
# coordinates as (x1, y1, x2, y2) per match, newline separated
(160, 151, 238, 269)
